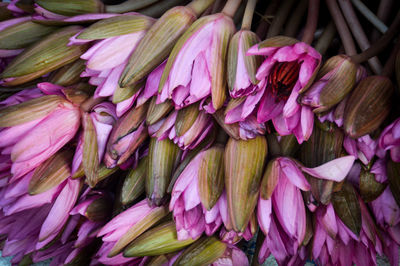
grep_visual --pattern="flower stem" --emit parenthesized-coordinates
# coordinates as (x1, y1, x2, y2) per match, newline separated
(211, 0, 224, 14)
(105, 0, 159, 13)
(255, 0, 279, 39)
(381, 39, 400, 77)
(338, 0, 382, 74)
(267, 0, 296, 38)
(301, 0, 319, 44)
(351, 10, 400, 64)
(370, 0, 393, 42)
(187, 0, 216, 17)
(350, 0, 388, 34)
(221, 0, 242, 18)
(140, 0, 188, 17)
(325, 0, 357, 55)
(315, 21, 336, 55)
(241, 0, 257, 30)
(284, 0, 308, 38)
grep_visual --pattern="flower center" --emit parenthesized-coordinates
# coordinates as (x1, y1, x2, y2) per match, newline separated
(268, 61, 301, 102)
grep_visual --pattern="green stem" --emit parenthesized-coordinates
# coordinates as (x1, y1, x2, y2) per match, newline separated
(301, 0, 320, 44)
(351, 0, 388, 34)
(241, 0, 257, 30)
(284, 0, 308, 38)
(351, 10, 400, 64)
(325, 0, 357, 55)
(315, 21, 336, 55)
(221, 0, 242, 18)
(105, 0, 160, 13)
(187, 0, 216, 16)
(267, 0, 296, 38)
(338, 0, 382, 74)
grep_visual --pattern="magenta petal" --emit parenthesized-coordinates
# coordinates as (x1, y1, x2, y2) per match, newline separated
(300, 156, 355, 182)
(38, 179, 80, 243)
(257, 197, 272, 235)
(278, 157, 310, 191)
(257, 89, 284, 123)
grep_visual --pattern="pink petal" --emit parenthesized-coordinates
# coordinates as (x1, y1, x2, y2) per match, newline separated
(278, 157, 310, 191)
(300, 156, 356, 182)
(257, 197, 272, 235)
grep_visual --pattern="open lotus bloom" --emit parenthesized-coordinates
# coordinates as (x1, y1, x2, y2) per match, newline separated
(0, 85, 80, 180)
(225, 36, 321, 144)
(158, 13, 236, 111)
(148, 105, 213, 150)
(379, 117, 400, 162)
(170, 147, 225, 241)
(312, 200, 387, 266)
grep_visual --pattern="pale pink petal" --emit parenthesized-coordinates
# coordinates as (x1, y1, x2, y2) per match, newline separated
(300, 156, 356, 182)
(278, 157, 310, 191)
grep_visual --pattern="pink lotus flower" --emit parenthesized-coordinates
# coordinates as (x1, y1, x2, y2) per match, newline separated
(344, 135, 378, 165)
(158, 13, 236, 111)
(96, 199, 165, 265)
(0, 84, 80, 180)
(212, 244, 249, 266)
(379, 117, 400, 162)
(148, 108, 213, 150)
(225, 37, 321, 144)
(312, 200, 385, 266)
(71, 102, 117, 176)
(69, 14, 155, 117)
(170, 149, 224, 240)
(257, 155, 355, 264)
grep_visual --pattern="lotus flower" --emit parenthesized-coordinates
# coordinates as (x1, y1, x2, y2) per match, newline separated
(379, 117, 400, 162)
(0, 83, 80, 180)
(225, 36, 321, 144)
(71, 102, 117, 185)
(170, 146, 224, 240)
(257, 155, 356, 263)
(96, 199, 167, 264)
(158, 13, 236, 111)
(344, 134, 378, 165)
(312, 200, 385, 266)
(148, 105, 214, 150)
(69, 14, 155, 116)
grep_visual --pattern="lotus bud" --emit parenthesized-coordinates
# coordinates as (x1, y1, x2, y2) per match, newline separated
(28, 149, 72, 195)
(75, 14, 155, 41)
(227, 30, 262, 98)
(0, 94, 65, 127)
(35, 0, 104, 17)
(0, 17, 57, 52)
(300, 123, 344, 204)
(198, 145, 224, 210)
(48, 59, 86, 86)
(0, 26, 89, 86)
(167, 131, 216, 193)
(344, 76, 393, 138)
(266, 133, 299, 157)
(173, 236, 227, 266)
(120, 156, 147, 206)
(119, 4, 200, 88)
(123, 221, 196, 257)
(146, 97, 173, 125)
(146, 138, 181, 206)
(225, 136, 267, 232)
(331, 182, 361, 236)
(158, 12, 236, 110)
(301, 55, 357, 113)
(387, 159, 400, 207)
(104, 102, 149, 168)
(85, 195, 113, 222)
(359, 167, 386, 202)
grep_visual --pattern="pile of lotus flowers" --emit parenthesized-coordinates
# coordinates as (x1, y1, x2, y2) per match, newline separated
(0, 0, 400, 265)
